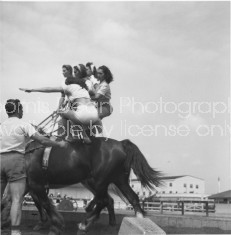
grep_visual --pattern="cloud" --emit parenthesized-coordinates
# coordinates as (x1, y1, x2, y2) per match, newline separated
(179, 114, 207, 132)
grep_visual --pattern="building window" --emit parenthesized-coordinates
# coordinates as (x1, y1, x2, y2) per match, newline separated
(190, 184, 193, 188)
(196, 185, 199, 189)
(143, 192, 145, 196)
(184, 183, 187, 187)
(162, 191, 165, 194)
(175, 191, 178, 194)
(169, 191, 172, 194)
(131, 184, 134, 188)
(169, 183, 172, 187)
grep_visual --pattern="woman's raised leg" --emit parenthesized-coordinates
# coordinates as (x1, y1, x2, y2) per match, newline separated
(60, 111, 91, 143)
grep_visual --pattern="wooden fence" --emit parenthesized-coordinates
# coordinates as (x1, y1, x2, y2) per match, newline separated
(127, 200, 215, 217)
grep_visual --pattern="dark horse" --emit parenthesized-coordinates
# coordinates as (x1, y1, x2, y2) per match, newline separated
(23, 137, 162, 235)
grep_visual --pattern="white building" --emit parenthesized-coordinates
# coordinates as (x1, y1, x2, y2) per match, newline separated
(130, 175, 206, 200)
(157, 175, 205, 195)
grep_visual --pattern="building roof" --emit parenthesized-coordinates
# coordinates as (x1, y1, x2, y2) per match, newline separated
(208, 190, 231, 199)
(131, 175, 204, 181)
(159, 175, 186, 180)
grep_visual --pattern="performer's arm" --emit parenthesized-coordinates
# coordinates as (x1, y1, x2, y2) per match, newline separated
(31, 133, 67, 147)
(90, 93, 104, 101)
(19, 87, 63, 93)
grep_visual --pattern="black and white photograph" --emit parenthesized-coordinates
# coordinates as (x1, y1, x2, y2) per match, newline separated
(0, 1, 230, 235)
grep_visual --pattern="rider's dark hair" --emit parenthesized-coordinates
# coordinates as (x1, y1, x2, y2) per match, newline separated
(62, 65, 73, 76)
(98, 65, 113, 84)
(5, 99, 22, 116)
(86, 62, 97, 77)
(86, 62, 93, 68)
(65, 64, 88, 90)
(76, 64, 87, 79)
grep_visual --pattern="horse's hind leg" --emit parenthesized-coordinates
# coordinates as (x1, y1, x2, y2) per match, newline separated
(114, 177, 145, 218)
(106, 193, 116, 225)
(30, 186, 64, 235)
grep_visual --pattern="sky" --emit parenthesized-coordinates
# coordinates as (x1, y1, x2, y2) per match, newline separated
(0, 1, 230, 195)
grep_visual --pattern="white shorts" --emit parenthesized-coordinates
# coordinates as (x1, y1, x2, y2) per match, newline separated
(73, 103, 99, 125)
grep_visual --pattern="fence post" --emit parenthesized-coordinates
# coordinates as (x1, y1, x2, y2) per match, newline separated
(160, 201, 163, 214)
(181, 201, 184, 215)
(142, 200, 145, 210)
(205, 201, 209, 217)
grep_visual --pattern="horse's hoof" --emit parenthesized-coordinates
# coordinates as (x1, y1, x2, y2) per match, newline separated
(78, 223, 87, 231)
(109, 219, 116, 226)
(77, 223, 88, 235)
(33, 225, 42, 231)
(48, 231, 60, 235)
(77, 230, 87, 235)
(136, 212, 144, 219)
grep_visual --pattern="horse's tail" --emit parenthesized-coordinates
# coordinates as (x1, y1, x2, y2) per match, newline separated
(122, 139, 163, 190)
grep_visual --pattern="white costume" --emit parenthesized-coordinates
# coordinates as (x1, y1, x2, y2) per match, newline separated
(62, 82, 98, 125)
(85, 75, 100, 91)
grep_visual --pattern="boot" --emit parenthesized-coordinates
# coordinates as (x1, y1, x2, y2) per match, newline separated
(65, 121, 82, 143)
(65, 135, 77, 143)
(65, 130, 81, 143)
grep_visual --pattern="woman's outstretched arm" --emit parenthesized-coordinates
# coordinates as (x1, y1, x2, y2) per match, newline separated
(19, 87, 63, 93)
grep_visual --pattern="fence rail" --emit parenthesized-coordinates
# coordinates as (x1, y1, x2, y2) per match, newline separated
(127, 200, 215, 217)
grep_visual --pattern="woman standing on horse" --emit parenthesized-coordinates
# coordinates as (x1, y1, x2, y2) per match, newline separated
(85, 65, 113, 137)
(85, 62, 99, 91)
(19, 64, 98, 144)
(90, 65, 113, 119)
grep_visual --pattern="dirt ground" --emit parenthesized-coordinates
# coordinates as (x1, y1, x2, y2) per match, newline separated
(1, 220, 231, 235)
(1, 207, 231, 234)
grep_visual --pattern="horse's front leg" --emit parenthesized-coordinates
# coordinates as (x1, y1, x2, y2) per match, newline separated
(84, 193, 116, 226)
(85, 198, 96, 213)
(1, 191, 12, 230)
(78, 191, 109, 234)
(30, 185, 64, 235)
(78, 200, 105, 235)
(85, 194, 116, 226)
(30, 191, 50, 231)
